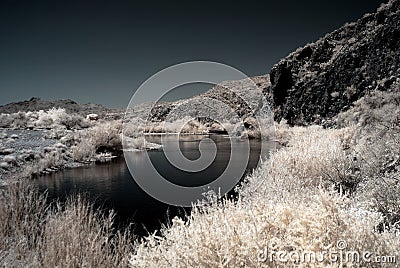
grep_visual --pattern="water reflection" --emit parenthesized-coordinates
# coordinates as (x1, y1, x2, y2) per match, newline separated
(36, 135, 275, 236)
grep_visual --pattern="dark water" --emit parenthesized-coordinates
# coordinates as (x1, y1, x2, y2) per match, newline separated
(35, 135, 275, 236)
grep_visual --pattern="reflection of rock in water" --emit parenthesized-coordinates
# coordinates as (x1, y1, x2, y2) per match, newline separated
(35, 139, 275, 237)
(122, 133, 163, 151)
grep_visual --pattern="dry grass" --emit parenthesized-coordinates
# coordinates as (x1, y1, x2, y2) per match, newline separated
(72, 120, 122, 161)
(1, 91, 399, 267)
(0, 108, 90, 130)
(339, 90, 400, 230)
(130, 190, 399, 267)
(129, 121, 400, 267)
(243, 125, 358, 199)
(0, 181, 133, 267)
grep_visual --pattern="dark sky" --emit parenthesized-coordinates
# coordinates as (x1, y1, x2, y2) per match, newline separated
(0, 0, 386, 108)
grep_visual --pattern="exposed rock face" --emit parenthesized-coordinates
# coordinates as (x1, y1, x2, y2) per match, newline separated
(4, 1, 398, 129)
(146, 75, 270, 124)
(142, 1, 399, 129)
(123, 75, 270, 137)
(266, 0, 400, 126)
(201, 75, 270, 119)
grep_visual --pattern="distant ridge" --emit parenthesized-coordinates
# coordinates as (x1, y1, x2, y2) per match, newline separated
(0, 97, 120, 116)
(2, 1, 399, 126)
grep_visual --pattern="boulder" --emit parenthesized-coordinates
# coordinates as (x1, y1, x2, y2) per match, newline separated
(86, 113, 99, 121)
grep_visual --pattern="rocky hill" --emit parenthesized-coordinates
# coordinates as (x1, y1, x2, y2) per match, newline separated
(146, 75, 269, 122)
(266, 0, 400, 126)
(146, 0, 400, 128)
(122, 75, 270, 137)
(0, 97, 120, 117)
(2, 0, 399, 128)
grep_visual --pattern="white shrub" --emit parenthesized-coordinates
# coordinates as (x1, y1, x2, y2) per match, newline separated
(35, 108, 89, 130)
(130, 189, 399, 267)
(0, 162, 9, 169)
(0, 114, 12, 128)
(72, 120, 122, 161)
(129, 121, 400, 266)
(3, 155, 17, 164)
(72, 135, 95, 161)
(337, 90, 400, 229)
(244, 126, 356, 198)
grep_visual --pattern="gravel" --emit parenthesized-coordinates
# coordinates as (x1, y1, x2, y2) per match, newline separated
(0, 129, 57, 155)
(0, 129, 58, 179)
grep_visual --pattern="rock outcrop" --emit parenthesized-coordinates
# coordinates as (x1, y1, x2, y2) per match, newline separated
(265, 0, 400, 125)
(2, 1, 399, 128)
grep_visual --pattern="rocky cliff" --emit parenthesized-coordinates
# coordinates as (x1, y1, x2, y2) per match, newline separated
(149, 0, 400, 128)
(266, 0, 400, 125)
(2, 0, 399, 128)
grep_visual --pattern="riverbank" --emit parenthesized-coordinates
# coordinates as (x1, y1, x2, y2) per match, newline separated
(1, 0, 399, 265)
(1, 90, 399, 267)
(129, 90, 400, 267)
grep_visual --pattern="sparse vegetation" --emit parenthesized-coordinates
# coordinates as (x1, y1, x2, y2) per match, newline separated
(72, 120, 122, 161)
(0, 181, 133, 267)
(0, 108, 124, 177)
(1, 0, 399, 265)
(0, 108, 91, 130)
(129, 116, 400, 267)
(338, 90, 400, 230)
(0, 93, 399, 267)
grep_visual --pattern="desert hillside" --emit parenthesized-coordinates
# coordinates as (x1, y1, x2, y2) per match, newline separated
(0, 97, 121, 117)
(266, 0, 400, 125)
(0, 0, 399, 267)
(124, 0, 400, 129)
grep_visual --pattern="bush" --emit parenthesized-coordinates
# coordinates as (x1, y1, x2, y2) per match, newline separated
(130, 189, 399, 267)
(243, 125, 358, 197)
(129, 124, 399, 267)
(18, 152, 61, 177)
(72, 120, 122, 161)
(72, 138, 96, 161)
(0, 181, 133, 267)
(0, 111, 29, 129)
(338, 90, 400, 229)
(0, 108, 90, 130)
(336, 90, 400, 129)
(36, 108, 90, 130)
(0, 114, 12, 128)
